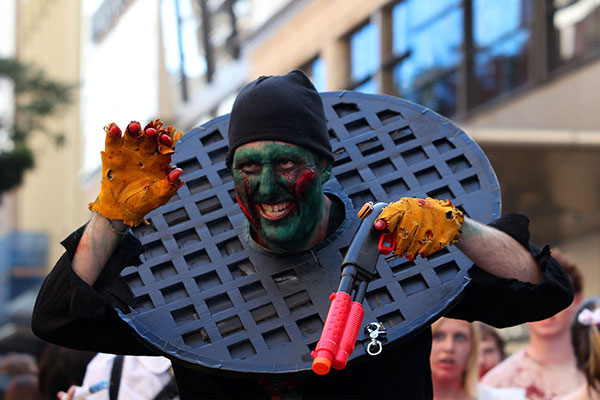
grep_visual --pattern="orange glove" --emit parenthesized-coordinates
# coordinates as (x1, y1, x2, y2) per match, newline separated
(88, 119, 184, 226)
(374, 197, 464, 260)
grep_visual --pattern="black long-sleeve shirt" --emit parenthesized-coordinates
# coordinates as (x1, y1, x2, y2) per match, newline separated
(32, 214, 573, 399)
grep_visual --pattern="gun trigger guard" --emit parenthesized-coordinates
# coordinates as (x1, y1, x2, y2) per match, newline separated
(378, 231, 395, 255)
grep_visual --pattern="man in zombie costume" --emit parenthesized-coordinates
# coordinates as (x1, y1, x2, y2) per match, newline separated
(32, 71, 574, 399)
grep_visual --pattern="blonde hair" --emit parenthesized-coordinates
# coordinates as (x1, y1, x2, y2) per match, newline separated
(572, 297, 600, 393)
(431, 318, 480, 398)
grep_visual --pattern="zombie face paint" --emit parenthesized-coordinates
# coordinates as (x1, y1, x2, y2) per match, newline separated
(232, 141, 330, 251)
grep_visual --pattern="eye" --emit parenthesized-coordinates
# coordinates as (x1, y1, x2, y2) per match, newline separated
(432, 332, 445, 341)
(454, 333, 469, 343)
(277, 158, 296, 170)
(240, 162, 260, 174)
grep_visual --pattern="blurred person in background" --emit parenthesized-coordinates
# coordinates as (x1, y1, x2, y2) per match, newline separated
(478, 323, 506, 379)
(430, 317, 525, 400)
(482, 249, 585, 399)
(0, 352, 38, 377)
(431, 318, 480, 399)
(563, 296, 600, 400)
(4, 373, 38, 400)
(0, 353, 39, 399)
(57, 354, 178, 400)
(37, 344, 96, 400)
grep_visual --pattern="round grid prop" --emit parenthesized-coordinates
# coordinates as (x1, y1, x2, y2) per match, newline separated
(120, 91, 501, 375)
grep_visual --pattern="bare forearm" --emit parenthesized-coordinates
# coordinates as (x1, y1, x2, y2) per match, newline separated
(456, 218, 543, 284)
(72, 213, 126, 285)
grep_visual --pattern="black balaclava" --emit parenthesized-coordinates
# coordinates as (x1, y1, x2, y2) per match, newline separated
(226, 70, 333, 169)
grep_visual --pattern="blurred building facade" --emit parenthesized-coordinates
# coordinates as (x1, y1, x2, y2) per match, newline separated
(247, 0, 600, 299)
(14, 0, 84, 267)
(0, 0, 82, 354)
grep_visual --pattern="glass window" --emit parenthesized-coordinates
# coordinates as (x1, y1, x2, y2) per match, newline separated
(472, 0, 532, 105)
(392, 0, 462, 117)
(350, 22, 379, 92)
(301, 57, 327, 92)
(550, 0, 600, 69)
(161, 0, 206, 79)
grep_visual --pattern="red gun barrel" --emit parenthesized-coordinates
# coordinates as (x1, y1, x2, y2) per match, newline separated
(311, 292, 352, 375)
(332, 300, 364, 370)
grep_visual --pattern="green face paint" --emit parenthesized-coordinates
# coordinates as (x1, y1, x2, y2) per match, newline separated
(232, 141, 329, 251)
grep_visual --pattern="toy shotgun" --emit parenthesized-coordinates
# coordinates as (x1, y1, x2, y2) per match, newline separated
(311, 202, 394, 375)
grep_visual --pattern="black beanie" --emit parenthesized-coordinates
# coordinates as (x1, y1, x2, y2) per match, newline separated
(226, 70, 332, 168)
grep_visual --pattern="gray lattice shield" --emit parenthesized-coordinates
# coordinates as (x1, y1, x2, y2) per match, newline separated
(119, 91, 501, 375)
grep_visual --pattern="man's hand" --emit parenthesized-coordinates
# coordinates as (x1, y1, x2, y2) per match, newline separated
(374, 197, 464, 260)
(88, 119, 184, 226)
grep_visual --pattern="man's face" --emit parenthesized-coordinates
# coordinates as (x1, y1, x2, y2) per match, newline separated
(232, 141, 329, 251)
(528, 293, 582, 339)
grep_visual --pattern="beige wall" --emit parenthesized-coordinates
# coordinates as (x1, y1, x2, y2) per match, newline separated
(466, 60, 600, 131)
(0, 193, 17, 238)
(16, 0, 84, 267)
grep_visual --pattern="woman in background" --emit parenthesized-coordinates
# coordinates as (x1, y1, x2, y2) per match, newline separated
(564, 296, 600, 400)
(431, 318, 479, 399)
(430, 318, 524, 399)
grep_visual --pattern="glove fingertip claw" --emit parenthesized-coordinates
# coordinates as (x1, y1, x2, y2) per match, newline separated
(160, 134, 173, 147)
(127, 121, 142, 137)
(107, 123, 122, 138)
(145, 127, 157, 137)
(168, 168, 183, 184)
(374, 219, 387, 231)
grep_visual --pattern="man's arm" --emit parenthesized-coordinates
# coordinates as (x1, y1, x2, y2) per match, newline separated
(72, 212, 126, 285)
(456, 218, 543, 284)
(445, 213, 573, 326)
(375, 199, 573, 325)
(32, 119, 184, 354)
(31, 222, 150, 355)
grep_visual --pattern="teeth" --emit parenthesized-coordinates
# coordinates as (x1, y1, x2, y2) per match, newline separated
(261, 202, 291, 216)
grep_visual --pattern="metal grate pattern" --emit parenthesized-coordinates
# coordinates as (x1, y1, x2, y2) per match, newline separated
(120, 91, 501, 375)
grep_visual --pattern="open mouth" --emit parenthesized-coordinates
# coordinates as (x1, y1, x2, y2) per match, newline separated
(258, 201, 294, 221)
(438, 358, 455, 367)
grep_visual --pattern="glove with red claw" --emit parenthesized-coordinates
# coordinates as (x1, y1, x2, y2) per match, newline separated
(374, 197, 464, 260)
(88, 119, 184, 226)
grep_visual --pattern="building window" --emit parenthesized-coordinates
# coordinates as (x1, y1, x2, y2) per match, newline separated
(161, 0, 206, 79)
(161, 0, 249, 102)
(300, 57, 327, 92)
(349, 22, 379, 93)
(391, 0, 463, 117)
(346, 1, 599, 117)
(471, 0, 532, 106)
(549, 0, 600, 70)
